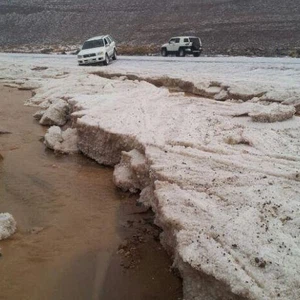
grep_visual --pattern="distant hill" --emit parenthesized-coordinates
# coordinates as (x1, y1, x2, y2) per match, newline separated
(0, 0, 299, 55)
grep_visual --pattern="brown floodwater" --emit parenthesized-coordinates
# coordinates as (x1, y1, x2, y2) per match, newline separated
(0, 85, 182, 300)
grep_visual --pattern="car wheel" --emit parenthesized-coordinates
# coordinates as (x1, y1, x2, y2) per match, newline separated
(193, 53, 200, 57)
(112, 49, 117, 60)
(161, 48, 168, 57)
(179, 48, 185, 57)
(103, 54, 109, 66)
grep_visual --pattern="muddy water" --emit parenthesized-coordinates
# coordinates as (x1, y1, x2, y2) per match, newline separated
(0, 85, 182, 300)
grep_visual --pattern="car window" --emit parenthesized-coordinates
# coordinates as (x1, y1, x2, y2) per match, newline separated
(169, 38, 176, 43)
(175, 38, 180, 43)
(104, 38, 108, 45)
(184, 38, 189, 43)
(82, 39, 104, 49)
(107, 36, 112, 44)
(108, 35, 115, 42)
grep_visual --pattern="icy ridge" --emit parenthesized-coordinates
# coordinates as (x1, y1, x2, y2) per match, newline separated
(67, 76, 300, 299)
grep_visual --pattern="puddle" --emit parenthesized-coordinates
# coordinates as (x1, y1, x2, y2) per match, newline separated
(0, 85, 182, 300)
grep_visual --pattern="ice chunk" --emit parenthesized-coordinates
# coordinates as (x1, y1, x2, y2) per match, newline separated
(44, 126, 78, 153)
(0, 213, 17, 240)
(44, 126, 63, 149)
(282, 98, 300, 113)
(228, 84, 266, 101)
(40, 99, 70, 126)
(113, 149, 148, 193)
(249, 103, 296, 122)
(214, 89, 229, 101)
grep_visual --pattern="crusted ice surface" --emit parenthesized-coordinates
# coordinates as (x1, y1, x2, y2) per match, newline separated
(90, 56, 300, 109)
(73, 85, 300, 299)
(75, 94, 300, 299)
(0, 213, 17, 240)
(1, 54, 300, 299)
(1, 54, 300, 107)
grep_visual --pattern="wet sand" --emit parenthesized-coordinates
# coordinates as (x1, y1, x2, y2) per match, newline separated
(0, 85, 182, 300)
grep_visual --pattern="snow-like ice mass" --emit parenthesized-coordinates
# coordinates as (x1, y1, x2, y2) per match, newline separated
(44, 126, 78, 153)
(0, 53, 300, 299)
(0, 213, 17, 240)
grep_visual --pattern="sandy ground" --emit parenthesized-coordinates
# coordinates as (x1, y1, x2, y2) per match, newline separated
(0, 85, 182, 300)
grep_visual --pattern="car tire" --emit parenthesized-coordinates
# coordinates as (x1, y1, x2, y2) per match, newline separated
(112, 49, 117, 60)
(193, 53, 200, 57)
(179, 48, 185, 57)
(103, 54, 109, 66)
(161, 48, 168, 57)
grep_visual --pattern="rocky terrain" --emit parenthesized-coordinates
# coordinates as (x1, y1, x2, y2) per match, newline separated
(0, 0, 300, 56)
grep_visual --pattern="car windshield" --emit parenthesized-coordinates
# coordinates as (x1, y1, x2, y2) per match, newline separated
(82, 39, 104, 50)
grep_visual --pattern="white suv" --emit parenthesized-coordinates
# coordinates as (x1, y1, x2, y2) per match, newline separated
(77, 35, 117, 66)
(161, 36, 203, 57)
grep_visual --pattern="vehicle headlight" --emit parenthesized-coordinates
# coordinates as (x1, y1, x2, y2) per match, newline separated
(96, 52, 104, 56)
(78, 55, 83, 59)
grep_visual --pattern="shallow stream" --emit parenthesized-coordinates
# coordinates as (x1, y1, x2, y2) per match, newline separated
(0, 85, 181, 300)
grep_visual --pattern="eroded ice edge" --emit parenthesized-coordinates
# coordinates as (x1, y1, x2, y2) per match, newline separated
(1, 54, 300, 299)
